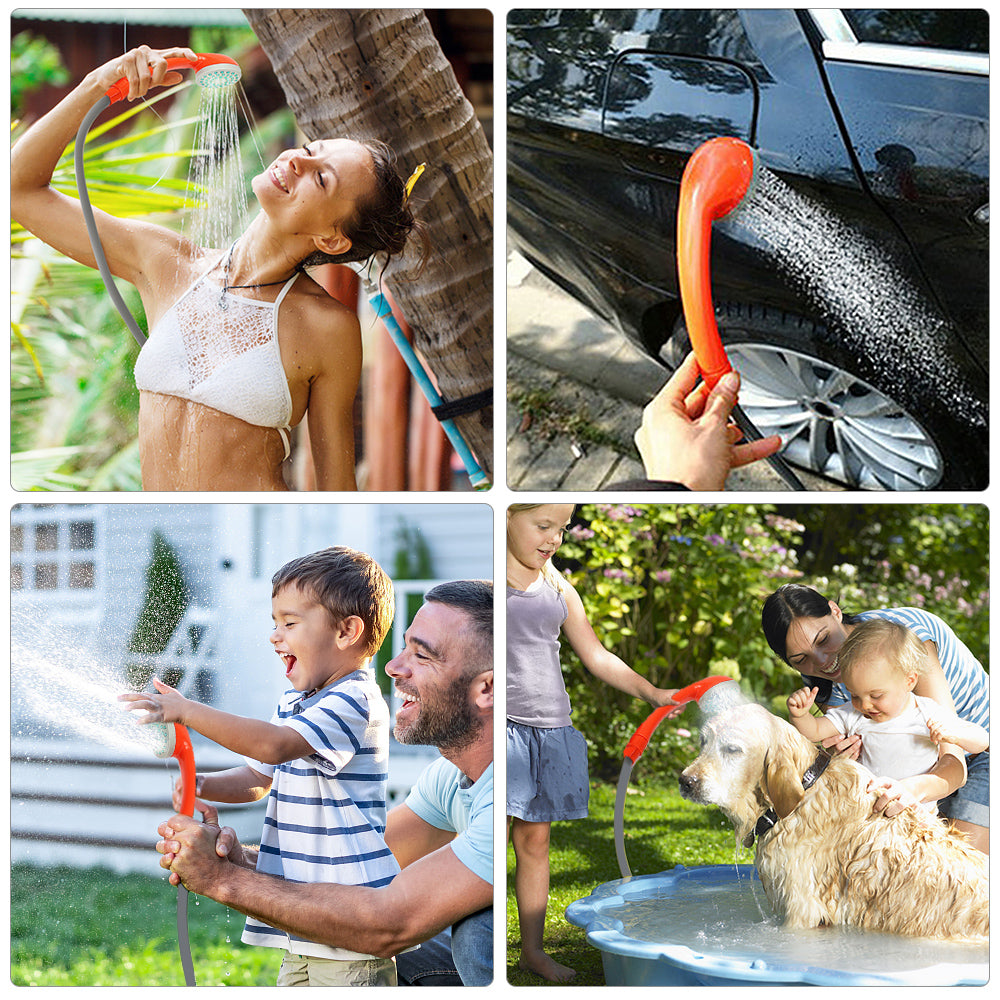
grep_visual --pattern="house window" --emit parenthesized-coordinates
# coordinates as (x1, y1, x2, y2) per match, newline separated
(10, 505, 99, 593)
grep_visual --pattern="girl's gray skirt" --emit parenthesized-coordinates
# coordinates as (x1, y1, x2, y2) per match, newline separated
(506, 720, 589, 822)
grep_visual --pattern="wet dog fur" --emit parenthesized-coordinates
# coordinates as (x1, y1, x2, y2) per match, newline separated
(679, 703, 988, 941)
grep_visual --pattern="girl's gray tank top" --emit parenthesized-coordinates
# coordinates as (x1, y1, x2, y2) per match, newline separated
(506, 578, 573, 728)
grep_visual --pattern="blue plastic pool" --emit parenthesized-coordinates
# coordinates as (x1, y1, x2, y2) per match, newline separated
(566, 865, 988, 986)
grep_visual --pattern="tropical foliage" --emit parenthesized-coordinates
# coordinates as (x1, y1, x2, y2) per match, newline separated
(555, 503, 988, 779)
(10, 32, 69, 117)
(12, 83, 199, 490)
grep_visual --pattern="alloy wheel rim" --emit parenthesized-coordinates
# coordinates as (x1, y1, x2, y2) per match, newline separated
(728, 344, 943, 490)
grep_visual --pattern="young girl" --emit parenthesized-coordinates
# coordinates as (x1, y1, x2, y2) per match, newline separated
(788, 618, 988, 814)
(506, 503, 676, 982)
(11, 45, 423, 491)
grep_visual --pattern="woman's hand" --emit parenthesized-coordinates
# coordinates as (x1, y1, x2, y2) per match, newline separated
(94, 45, 197, 101)
(867, 776, 921, 817)
(635, 352, 781, 490)
(820, 732, 862, 760)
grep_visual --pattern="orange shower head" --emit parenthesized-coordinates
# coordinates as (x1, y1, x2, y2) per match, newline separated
(622, 676, 734, 764)
(676, 137, 758, 389)
(151, 721, 197, 817)
(104, 53, 241, 104)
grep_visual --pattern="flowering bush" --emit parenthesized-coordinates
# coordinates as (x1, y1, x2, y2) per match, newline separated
(554, 503, 988, 780)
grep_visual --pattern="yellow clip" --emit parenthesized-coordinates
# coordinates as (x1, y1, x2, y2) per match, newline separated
(403, 162, 426, 205)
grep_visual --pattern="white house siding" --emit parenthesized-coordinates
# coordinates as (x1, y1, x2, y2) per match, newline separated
(374, 502, 493, 579)
(14, 502, 493, 715)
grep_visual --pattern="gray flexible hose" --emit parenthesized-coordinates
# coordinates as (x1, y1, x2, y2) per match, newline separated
(614, 760, 635, 879)
(74, 95, 147, 347)
(176, 885, 196, 986)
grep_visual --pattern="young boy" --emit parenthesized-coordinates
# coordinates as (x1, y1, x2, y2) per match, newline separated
(787, 617, 988, 812)
(121, 546, 399, 986)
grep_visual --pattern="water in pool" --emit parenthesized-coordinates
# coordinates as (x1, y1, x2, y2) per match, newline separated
(611, 870, 987, 973)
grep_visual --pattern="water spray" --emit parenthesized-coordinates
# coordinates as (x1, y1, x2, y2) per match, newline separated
(614, 677, 744, 878)
(74, 54, 243, 347)
(676, 137, 805, 490)
(148, 720, 198, 986)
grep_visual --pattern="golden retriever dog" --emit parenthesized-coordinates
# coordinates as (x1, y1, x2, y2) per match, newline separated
(679, 703, 988, 941)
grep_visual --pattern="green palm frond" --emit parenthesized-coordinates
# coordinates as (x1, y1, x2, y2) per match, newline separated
(86, 438, 143, 491)
(77, 117, 202, 162)
(12, 447, 91, 491)
(10, 322, 44, 383)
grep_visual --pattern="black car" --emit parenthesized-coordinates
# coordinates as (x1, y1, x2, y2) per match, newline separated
(508, 9, 988, 490)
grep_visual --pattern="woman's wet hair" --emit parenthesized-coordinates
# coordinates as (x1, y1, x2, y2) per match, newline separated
(761, 583, 860, 663)
(300, 139, 429, 273)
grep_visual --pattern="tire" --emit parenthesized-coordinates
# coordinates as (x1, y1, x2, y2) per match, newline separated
(661, 302, 983, 490)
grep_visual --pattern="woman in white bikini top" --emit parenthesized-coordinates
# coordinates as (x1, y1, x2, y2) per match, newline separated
(134, 243, 300, 477)
(11, 44, 422, 492)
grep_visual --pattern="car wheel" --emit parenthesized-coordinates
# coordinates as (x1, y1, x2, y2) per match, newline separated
(662, 303, 956, 490)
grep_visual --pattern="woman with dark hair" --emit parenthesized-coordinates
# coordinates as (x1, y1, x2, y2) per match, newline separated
(761, 583, 989, 854)
(11, 45, 424, 491)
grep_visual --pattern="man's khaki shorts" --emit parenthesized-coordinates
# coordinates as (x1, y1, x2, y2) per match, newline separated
(277, 951, 397, 986)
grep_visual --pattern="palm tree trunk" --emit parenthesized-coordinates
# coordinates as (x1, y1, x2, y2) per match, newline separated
(243, 7, 493, 480)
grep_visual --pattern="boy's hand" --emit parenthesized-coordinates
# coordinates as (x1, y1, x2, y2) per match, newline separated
(173, 773, 207, 813)
(787, 686, 818, 718)
(118, 676, 191, 725)
(821, 732, 863, 760)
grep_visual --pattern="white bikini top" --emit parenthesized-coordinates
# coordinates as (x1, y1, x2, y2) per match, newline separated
(135, 255, 297, 455)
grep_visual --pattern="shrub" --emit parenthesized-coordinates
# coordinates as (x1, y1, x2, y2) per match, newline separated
(554, 503, 988, 780)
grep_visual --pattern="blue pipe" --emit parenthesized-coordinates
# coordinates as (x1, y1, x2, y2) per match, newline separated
(369, 293, 489, 489)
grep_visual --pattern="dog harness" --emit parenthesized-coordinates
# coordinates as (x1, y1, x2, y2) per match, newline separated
(753, 750, 832, 844)
(135, 257, 297, 458)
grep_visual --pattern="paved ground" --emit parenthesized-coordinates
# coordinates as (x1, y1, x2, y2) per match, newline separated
(506, 249, 834, 492)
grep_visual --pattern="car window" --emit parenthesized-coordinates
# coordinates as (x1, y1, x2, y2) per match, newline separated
(842, 9, 987, 54)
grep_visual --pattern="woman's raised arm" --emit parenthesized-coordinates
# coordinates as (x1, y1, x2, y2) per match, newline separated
(11, 45, 196, 288)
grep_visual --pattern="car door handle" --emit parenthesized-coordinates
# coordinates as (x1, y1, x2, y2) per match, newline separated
(973, 203, 988, 225)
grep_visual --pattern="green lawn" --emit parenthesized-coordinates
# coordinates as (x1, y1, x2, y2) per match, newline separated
(506, 780, 750, 986)
(12, 781, 741, 986)
(10, 864, 280, 986)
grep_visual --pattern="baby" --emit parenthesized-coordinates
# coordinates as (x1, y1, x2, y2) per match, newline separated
(787, 617, 987, 811)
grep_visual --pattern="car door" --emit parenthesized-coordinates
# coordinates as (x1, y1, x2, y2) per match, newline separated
(807, 9, 988, 365)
